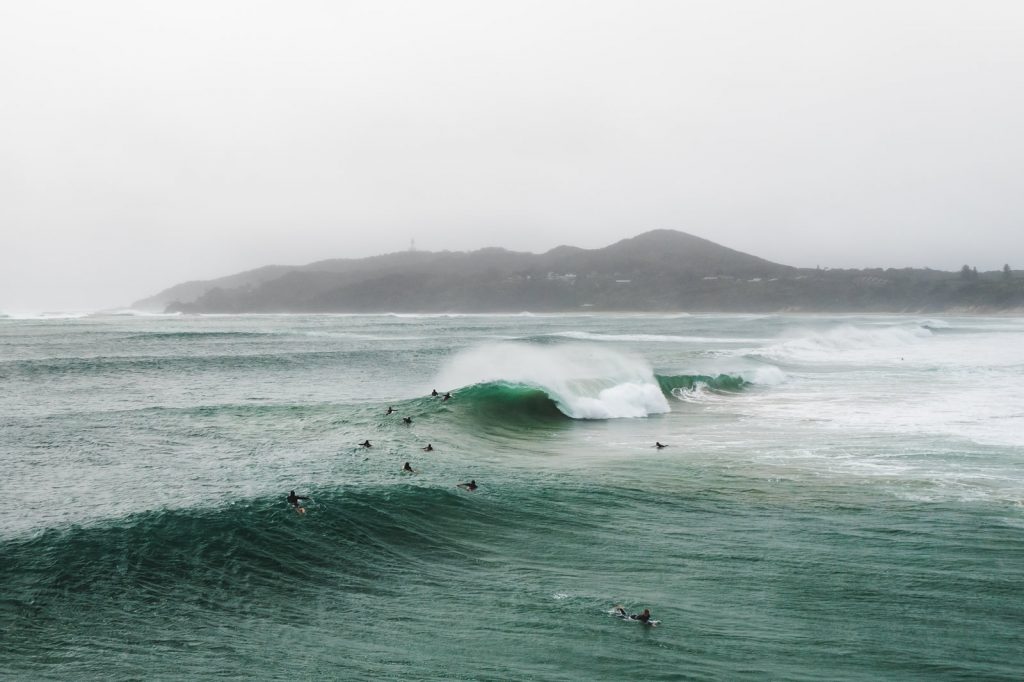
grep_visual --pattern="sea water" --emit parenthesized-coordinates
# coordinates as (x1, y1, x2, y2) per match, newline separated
(1, 313, 1022, 680)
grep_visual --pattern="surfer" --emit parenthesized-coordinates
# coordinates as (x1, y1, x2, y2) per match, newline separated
(403, 416, 413, 424)
(655, 442, 667, 449)
(360, 440, 372, 448)
(287, 490, 309, 513)
(403, 461, 415, 473)
(431, 389, 439, 397)
(457, 480, 478, 491)
(386, 406, 395, 415)
(423, 443, 434, 452)
(442, 392, 452, 401)
(615, 606, 653, 623)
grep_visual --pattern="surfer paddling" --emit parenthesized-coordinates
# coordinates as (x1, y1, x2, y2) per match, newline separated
(423, 443, 434, 452)
(360, 440, 372, 448)
(615, 606, 654, 624)
(457, 480, 478, 491)
(385, 406, 395, 415)
(287, 490, 309, 514)
(403, 416, 413, 424)
(442, 392, 452, 401)
(655, 442, 667, 449)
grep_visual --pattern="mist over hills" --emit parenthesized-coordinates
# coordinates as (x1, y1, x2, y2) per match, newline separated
(134, 230, 1024, 314)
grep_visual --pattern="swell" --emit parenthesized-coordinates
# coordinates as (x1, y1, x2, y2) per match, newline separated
(0, 486, 519, 618)
(0, 351, 369, 378)
(121, 331, 276, 341)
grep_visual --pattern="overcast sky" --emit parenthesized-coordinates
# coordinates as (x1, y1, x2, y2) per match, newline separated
(2, 0, 1023, 311)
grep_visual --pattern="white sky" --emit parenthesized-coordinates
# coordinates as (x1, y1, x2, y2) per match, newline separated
(2, 0, 1023, 311)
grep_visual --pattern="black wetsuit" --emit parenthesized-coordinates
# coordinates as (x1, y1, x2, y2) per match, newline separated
(287, 492, 308, 507)
(616, 607, 650, 622)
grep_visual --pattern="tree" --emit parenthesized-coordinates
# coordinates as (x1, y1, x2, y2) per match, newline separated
(1004, 264, 1012, 279)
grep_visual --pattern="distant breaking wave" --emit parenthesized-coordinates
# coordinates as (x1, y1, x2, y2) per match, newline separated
(434, 343, 669, 419)
(751, 324, 933, 363)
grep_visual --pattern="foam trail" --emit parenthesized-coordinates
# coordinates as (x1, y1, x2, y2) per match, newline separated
(434, 343, 669, 419)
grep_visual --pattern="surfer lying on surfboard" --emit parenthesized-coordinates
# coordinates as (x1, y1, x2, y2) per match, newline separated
(614, 606, 657, 625)
(457, 480, 477, 491)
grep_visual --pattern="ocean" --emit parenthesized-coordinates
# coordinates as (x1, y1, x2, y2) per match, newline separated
(1, 312, 1022, 680)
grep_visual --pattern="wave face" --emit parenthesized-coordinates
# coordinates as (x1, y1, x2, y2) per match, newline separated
(0, 485, 540, 676)
(0, 487, 489, 601)
(444, 381, 569, 424)
(434, 343, 670, 419)
(658, 372, 748, 393)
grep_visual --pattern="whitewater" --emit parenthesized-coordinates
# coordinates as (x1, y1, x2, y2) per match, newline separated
(1, 312, 1022, 680)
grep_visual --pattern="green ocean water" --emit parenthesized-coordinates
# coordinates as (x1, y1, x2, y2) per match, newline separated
(1, 312, 1022, 680)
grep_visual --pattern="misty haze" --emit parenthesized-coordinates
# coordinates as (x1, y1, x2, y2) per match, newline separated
(2, 1, 1022, 314)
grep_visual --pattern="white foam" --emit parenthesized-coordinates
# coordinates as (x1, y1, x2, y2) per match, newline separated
(672, 383, 720, 403)
(434, 343, 670, 419)
(93, 309, 184, 318)
(741, 365, 787, 385)
(552, 331, 767, 344)
(1, 310, 94, 320)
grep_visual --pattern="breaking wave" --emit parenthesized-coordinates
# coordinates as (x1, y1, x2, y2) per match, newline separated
(752, 324, 932, 363)
(433, 343, 669, 419)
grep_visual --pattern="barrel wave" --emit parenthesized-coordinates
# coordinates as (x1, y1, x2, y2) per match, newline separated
(433, 343, 669, 419)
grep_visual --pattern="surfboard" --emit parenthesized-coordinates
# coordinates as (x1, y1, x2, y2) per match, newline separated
(611, 608, 659, 626)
